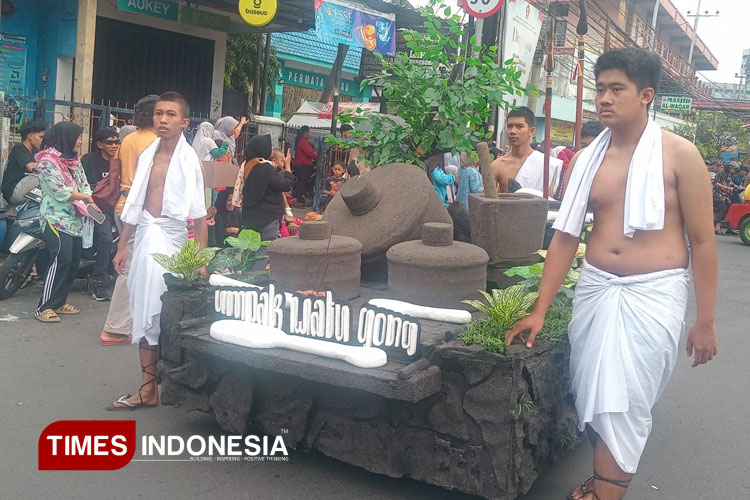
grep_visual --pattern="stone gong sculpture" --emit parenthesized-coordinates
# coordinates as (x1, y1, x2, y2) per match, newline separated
(268, 221, 362, 299)
(386, 222, 489, 309)
(469, 142, 548, 265)
(323, 163, 452, 273)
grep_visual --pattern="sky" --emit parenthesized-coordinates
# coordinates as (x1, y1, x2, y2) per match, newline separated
(670, 0, 749, 84)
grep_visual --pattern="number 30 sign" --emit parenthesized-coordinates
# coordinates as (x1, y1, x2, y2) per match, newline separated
(462, 0, 504, 18)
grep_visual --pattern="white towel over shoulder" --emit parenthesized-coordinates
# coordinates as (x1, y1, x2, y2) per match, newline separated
(516, 150, 563, 194)
(552, 119, 664, 238)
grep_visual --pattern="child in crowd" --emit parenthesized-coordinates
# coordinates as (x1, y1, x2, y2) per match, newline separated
(322, 161, 347, 197)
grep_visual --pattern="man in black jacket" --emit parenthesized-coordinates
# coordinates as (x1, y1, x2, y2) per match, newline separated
(1, 121, 46, 205)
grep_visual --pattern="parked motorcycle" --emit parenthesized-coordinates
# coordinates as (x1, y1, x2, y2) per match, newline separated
(0, 188, 118, 299)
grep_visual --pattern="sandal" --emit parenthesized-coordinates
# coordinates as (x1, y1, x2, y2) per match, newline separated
(569, 472, 632, 500)
(55, 304, 80, 315)
(106, 345, 159, 411)
(36, 309, 61, 323)
(569, 476, 594, 500)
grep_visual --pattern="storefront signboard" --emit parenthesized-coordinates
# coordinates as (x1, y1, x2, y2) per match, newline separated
(282, 67, 362, 97)
(660, 95, 692, 114)
(117, 0, 179, 21)
(239, 0, 278, 27)
(315, 0, 396, 57)
(549, 119, 574, 145)
(181, 6, 231, 31)
(0, 33, 27, 95)
(502, 0, 544, 96)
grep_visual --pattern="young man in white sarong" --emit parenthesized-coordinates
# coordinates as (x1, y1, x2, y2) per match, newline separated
(506, 48, 718, 500)
(492, 106, 562, 196)
(107, 92, 208, 410)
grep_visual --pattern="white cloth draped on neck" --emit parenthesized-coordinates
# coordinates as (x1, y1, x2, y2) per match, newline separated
(121, 134, 207, 226)
(515, 150, 563, 195)
(569, 259, 689, 473)
(552, 119, 664, 237)
(127, 212, 188, 345)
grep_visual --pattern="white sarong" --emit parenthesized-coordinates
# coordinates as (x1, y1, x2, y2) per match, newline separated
(569, 259, 690, 473)
(127, 212, 187, 345)
(515, 150, 562, 194)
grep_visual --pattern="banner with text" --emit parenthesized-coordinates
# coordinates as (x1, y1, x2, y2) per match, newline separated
(502, 0, 544, 100)
(0, 33, 27, 95)
(314, 0, 396, 57)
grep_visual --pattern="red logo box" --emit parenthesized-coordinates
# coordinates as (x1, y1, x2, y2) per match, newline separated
(38, 420, 136, 470)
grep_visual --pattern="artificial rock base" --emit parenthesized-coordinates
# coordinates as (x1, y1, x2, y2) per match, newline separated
(158, 289, 579, 500)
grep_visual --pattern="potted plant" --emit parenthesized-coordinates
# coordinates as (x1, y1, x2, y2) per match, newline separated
(207, 229, 271, 285)
(152, 239, 220, 291)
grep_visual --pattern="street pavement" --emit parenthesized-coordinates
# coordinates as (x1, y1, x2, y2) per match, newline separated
(0, 235, 747, 500)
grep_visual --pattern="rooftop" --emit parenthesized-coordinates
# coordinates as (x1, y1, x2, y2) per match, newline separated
(270, 30, 363, 72)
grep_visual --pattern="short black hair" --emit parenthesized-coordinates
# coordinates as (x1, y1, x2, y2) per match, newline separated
(20, 121, 47, 141)
(157, 91, 190, 118)
(581, 120, 604, 138)
(94, 126, 119, 142)
(134, 95, 159, 128)
(332, 160, 346, 169)
(594, 48, 662, 108)
(507, 106, 536, 128)
(340, 124, 354, 133)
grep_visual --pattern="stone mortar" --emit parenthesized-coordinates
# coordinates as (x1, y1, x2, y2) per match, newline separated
(386, 223, 489, 309)
(268, 221, 363, 299)
(468, 193, 548, 264)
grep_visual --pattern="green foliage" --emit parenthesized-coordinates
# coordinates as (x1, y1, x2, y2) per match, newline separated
(517, 393, 534, 416)
(326, 0, 533, 167)
(152, 239, 219, 284)
(672, 111, 750, 161)
(504, 263, 577, 308)
(539, 307, 572, 343)
(463, 285, 538, 331)
(208, 229, 270, 274)
(458, 319, 508, 354)
(224, 33, 281, 99)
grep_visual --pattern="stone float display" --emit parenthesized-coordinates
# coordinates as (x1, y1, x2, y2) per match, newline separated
(157, 284, 579, 500)
(268, 220, 362, 299)
(323, 163, 452, 274)
(386, 222, 489, 309)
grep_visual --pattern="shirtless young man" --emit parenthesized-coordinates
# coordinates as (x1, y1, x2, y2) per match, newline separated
(107, 92, 208, 410)
(506, 48, 718, 499)
(492, 106, 562, 195)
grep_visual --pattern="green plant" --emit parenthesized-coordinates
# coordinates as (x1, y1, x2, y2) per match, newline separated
(459, 319, 508, 354)
(517, 393, 534, 416)
(326, 0, 533, 167)
(463, 285, 538, 331)
(224, 33, 281, 99)
(672, 111, 750, 161)
(208, 229, 270, 275)
(152, 239, 219, 284)
(539, 307, 572, 343)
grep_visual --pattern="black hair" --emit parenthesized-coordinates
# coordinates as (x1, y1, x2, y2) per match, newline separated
(594, 48, 662, 109)
(20, 121, 47, 141)
(134, 95, 159, 128)
(506, 106, 536, 128)
(296, 126, 311, 149)
(340, 124, 354, 134)
(157, 91, 190, 118)
(332, 160, 346, 169)
(94, 126, 119, 143)
(581, 120, 604, 138)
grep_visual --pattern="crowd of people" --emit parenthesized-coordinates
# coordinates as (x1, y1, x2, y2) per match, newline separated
(710, 159, 749, 233)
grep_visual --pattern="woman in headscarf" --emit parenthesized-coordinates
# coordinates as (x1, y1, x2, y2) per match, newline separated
(213, 116, 247, 160)
(192, 121, 217, 161)
(34, 121, 95, 323)
(241, 134, 296, 249)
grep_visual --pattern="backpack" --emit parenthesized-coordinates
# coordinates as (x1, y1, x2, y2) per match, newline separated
(92, 158, 122, 214)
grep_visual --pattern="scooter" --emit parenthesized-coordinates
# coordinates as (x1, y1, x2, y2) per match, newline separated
(0, 188, 119, 299)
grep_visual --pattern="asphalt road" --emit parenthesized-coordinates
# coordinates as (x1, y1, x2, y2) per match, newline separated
(0, 235, 747, 500)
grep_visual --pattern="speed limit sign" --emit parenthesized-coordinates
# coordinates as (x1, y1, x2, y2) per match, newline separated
(462, 0, 504, 18)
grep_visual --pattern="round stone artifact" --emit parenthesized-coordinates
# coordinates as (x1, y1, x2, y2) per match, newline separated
(268, 221, 363, 299)
(386, 223, 489, 309)
(323, 163, 453, 274)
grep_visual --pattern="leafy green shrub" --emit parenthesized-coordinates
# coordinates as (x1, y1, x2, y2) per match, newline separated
(463, 285, 538, 331)
(459, 319, 508, 354)
(208, 229, 270, 275)
(152, 239, 219, 284)
(539, 307, 572, 343)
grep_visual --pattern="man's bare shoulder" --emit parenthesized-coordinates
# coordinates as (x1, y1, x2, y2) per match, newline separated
(491, 156, 512, 177)
(662, 130, 703, 172)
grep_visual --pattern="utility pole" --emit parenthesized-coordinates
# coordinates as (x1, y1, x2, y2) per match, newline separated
(686, 0, 719, 66)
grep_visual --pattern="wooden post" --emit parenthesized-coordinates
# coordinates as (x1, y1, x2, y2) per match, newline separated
(574, 0, 588, 151)
(543, 17, 556, 199)
(259, 32, 272, 116)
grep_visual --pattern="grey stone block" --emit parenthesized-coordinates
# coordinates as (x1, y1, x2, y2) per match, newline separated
(209, 370, 254, 434)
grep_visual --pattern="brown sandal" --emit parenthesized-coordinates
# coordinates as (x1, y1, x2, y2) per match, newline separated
(569, 473, 632, 500)
(106, 345, 159, 411)
(36, 309, 61, 323)
(55, 304, 80, 315)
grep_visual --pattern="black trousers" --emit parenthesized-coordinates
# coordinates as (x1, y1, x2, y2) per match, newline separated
(292, 164, 314, 200)
(37, 225, 81, 314)
(91, 216, 113, 281)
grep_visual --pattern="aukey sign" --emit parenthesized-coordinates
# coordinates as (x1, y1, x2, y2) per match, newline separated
(660, 96, 692, 114)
